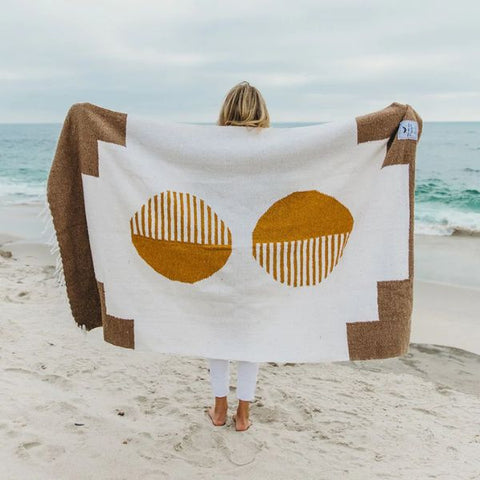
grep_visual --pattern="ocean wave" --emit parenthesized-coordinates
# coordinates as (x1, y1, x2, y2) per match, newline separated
(0, 177, 46, 204)
(415, 205, 480, 236)
(415, 178, 480, 211)
(414, 221, 480, 236)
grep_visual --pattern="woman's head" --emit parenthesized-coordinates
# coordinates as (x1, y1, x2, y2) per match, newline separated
(217, 81, 270, 128)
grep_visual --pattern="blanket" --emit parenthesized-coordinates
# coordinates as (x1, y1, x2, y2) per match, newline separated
(46, 102, 422, 363)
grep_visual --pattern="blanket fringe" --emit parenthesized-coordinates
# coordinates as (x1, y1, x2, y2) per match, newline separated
(37, 193, 90, 336)
(37, 192, 66, 288)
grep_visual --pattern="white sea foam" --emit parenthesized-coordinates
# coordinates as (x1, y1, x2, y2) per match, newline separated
(415, 206, 480, 236)
(0, 177, 46, 205)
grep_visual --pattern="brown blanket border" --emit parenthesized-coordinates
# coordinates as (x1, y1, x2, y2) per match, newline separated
(348, 102, 422, 359)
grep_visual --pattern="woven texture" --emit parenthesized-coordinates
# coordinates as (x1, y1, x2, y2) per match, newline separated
(46, 102, 422, 362)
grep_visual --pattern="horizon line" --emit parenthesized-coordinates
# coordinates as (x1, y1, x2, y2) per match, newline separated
(1, 120, 479, 126)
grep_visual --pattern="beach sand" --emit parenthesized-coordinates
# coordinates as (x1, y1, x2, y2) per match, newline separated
(1, 210, 479, 479)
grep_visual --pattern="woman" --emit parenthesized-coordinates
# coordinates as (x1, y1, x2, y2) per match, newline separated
(206, 81, 270, 432)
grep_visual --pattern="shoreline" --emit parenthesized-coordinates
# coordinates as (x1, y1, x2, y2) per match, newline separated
(2, 231, 479, 288)
(412, 279, 480, 355)
(1, 212, 479, 289)
(413, 232, 480, 290)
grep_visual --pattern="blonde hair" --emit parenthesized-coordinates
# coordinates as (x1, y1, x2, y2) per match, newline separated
(217, 81, 270, 128)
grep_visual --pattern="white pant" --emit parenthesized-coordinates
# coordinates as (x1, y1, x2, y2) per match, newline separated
(208, 358, 259, 401)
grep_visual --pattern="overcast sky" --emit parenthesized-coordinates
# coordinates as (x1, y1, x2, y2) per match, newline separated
(1, 0, 479, 122)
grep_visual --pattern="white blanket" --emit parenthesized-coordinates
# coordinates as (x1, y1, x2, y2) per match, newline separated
(46, 102, 422, 363)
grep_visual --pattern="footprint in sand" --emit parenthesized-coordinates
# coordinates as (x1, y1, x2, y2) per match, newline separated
(216, 432, 264, 467)
(16, 441, 66, 461)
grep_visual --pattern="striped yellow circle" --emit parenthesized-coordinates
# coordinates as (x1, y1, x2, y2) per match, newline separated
(252, 190, 354, 286)
(130, 191, 232, 283)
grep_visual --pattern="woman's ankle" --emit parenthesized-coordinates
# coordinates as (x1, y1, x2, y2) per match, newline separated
(214, 396, 228, 411)
(236, 399, 250, 417)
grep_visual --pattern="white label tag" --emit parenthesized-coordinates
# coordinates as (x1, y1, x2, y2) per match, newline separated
(397, 120, 418, 140)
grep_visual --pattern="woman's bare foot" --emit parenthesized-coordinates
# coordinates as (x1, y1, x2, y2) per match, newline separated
(232, 413, 252, 431)
(233, 400, 252, 431)
(207, 396, 228, 426)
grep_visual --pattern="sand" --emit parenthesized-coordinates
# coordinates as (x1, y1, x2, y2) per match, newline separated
(0, 220, 479, 479)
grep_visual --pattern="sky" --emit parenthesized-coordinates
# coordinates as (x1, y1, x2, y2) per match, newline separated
(1, 0, 479, 123)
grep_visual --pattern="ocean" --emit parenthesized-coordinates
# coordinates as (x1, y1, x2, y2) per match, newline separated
(0, 121, 479, 236)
